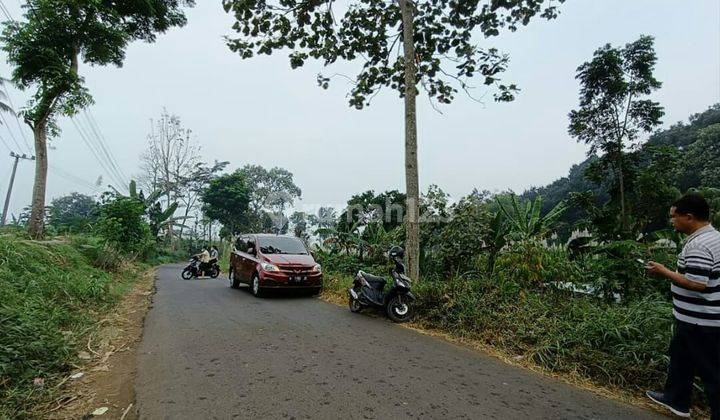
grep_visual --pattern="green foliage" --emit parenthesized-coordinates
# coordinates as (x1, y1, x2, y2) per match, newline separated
(421, 190, 492, 277)
(223, 0, 563, 108)
(493, 242, 580, 288)
(1, 0, 193, 131)
(95, 195, 152, 255)
(69, 235, 124, 272)
(0, 235, 137, 417)
(497, 193, 567, 241)
(568, 35, 664, 235)
(47, 192, 98, 233)
(632, 145, 682, 232)
(687, 187, 720, 227)
(339, 190, 406, 233)
(685, 123, 720, 187)
(289, 211, 309, 241)
(201, 170, 251, 234)
(533, 104, 720, 234)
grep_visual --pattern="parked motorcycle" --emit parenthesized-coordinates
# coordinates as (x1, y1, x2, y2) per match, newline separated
(347, 246, 415, 322)
(181, 257, 220, 279)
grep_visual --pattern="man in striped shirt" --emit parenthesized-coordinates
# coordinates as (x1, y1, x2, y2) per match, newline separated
(646, 194, 719, 419)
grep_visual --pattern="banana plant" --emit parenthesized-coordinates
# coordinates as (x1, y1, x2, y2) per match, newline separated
(316, 220, 368, 258)
(118, 180, 189, 239)
(497, 194, 567, 241)
(484, 211, 510, 274)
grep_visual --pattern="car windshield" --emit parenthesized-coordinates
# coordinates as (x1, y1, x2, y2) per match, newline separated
(259, 236, 308, 255)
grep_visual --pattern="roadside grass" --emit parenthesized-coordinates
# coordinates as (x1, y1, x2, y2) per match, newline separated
(0, 234, 144, 418)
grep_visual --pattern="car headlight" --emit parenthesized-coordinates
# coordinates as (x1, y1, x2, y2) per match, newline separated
(261, 262, 280, 272)
(312, 263, 322, 273)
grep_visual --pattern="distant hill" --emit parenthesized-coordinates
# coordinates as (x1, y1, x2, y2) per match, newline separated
(522, 103, 720, 227)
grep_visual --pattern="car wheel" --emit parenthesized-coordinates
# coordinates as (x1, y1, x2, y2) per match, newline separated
(230, 270, 240, 289)
(251, 274, 264, 298)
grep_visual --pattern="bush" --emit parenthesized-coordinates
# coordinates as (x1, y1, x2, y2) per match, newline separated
(70, 235, 124, 272)
(95, 196, 152, 256)
(493, 241, 582, 288)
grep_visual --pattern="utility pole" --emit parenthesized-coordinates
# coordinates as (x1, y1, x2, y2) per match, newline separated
(1, 152, 35, 226)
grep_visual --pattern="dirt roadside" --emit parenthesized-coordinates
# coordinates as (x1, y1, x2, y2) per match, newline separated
(39, 268, 156, 420)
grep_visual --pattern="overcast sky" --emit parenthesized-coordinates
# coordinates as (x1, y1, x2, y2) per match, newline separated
(1, 0, 719, 218)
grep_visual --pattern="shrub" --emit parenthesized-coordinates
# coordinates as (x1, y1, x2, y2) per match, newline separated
(95, 196, 152, 256)
(70, 235, 124, 272)
(493, 241, 582, 288)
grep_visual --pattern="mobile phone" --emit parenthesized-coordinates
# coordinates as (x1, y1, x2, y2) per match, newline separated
(637, 258, 647, 266)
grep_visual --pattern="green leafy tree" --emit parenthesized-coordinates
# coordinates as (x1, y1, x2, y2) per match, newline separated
(685, 123, 720, 188)
(47, 192, 97, 233)
(568, 35, 664, 234)
(201, 171, 251, 235)
(290, 211, 309, 241)
(1, 0, 193, 238)
(339, 190, 406, 233)
(223, 0, 565, 281)
(237, 165, 301, 231)
(632, 145, 681, 233)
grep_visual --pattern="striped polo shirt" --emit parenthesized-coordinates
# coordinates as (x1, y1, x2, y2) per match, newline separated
(672, 224, 720, 327)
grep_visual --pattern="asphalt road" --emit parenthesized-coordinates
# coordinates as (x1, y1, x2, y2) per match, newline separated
(135, 264, 664, 419)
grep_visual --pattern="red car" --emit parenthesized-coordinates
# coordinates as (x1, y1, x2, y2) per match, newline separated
(229, 234, 322, 297)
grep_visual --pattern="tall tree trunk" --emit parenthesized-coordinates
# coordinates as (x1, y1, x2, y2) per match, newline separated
(617, 161, 626, 233)
(27, 122, 48, 238)
(399, 0, 420, 281)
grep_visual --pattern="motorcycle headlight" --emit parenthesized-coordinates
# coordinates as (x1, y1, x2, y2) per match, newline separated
(312, 264, 322, 273)
(261, 262, 280, 272)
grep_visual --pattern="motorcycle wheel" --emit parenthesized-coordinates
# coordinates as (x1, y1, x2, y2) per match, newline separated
(349, 287, 363, 313)
(386, 295, 413, 323)
(181, 269, 194, 280)
(210, 267, 220, 278)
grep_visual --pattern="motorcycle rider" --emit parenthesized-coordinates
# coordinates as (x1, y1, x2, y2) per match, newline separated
(209, 245, 219, 264)
(194, 247, 211, 277)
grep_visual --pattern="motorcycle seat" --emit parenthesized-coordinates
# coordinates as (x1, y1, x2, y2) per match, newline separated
(359, 271, 386, 289)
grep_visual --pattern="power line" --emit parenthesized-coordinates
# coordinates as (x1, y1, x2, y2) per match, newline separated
(0, 1, 13, 21)
(76, 114, 128, 192)
(0, 108, 27, 154)
(0, 3, 32, 155)
(81, 110, 129, 187)
(49, 164, 100, 193)
(0, 131, 12, 152)
(0, 82, 32, 153)
(85, 109, 129, 183)
(70, 116, 126, 191)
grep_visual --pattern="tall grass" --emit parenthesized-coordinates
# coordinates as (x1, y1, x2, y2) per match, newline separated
(0, 235, 138, 418)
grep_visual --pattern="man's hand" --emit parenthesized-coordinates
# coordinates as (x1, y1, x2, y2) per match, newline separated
(646, 261, 670, 277)
(646, 261, 707, 291)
